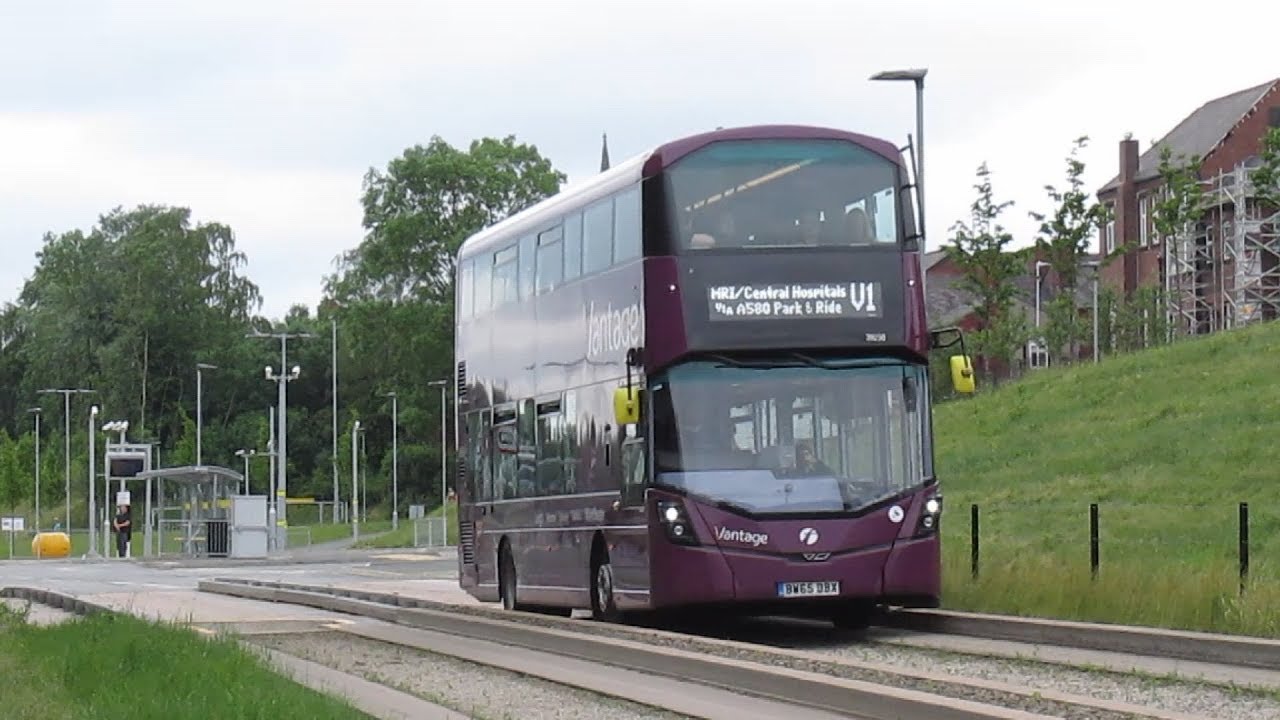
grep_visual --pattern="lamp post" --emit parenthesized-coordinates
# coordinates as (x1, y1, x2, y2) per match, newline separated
(1083, 260, 1101, 363)
(235, 449, 256, 494)
(38, 388, 94, 534)
(871, 68, 927, 293)
(1034, 260, 1051, 329)
(196, 363, 217, 466)
(26, 408, 40, 531)
(351, 420, 361, 542)
(428, 378, 448, 539)
(384, 391, 398, 530)
(88, 404, 99, 556)
(359, 426, 367, 523)
(247, 329, 311, 545)
(331, 315, 339, 523)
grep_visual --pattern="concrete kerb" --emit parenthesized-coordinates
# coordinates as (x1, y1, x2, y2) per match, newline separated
(885, 608, 1280, 671)
(199, 578, 1192, 720)
(1, 586, 115, 617)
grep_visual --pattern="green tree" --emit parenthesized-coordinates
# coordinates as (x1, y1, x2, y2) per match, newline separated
(945, 163, 1030, 385)
(1029, 137, 1113, 363)
(322, 135, 565, 508)
(1150, 147, 1205, 342)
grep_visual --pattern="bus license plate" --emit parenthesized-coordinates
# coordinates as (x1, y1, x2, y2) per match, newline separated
(776, 580, 841, 598)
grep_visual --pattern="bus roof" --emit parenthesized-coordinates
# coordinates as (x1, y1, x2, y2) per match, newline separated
(457, 124, 903, 261)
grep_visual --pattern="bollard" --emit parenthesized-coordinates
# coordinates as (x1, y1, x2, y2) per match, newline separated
(1239, 502, 1249, 595)
(970, 503, 980, 580)
(1089, 503, 1099, 580)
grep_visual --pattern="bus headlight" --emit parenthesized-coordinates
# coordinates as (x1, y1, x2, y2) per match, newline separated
(916, 493, 942, 535)
(656, 500, 699, 546)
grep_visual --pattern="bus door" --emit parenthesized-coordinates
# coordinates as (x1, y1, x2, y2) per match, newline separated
(605, 385, 650, 598)
(459, 410, 493, 589)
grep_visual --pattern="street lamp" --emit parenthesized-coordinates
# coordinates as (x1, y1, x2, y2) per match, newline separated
(384, 391, 398, 530)
(1034, 260, 1051, 329)
(331, 314, 339, 524)
(871, 68, 928, 292)
(248, 328, 311, 545)
(1082, 260, 1102, 363)
(88, 404, 99, 556)
(351, 420, 361, 542)
(428, 378, 449, 537)
(235, 449, 256, 494)
(26, 408, 40, 531)
(196, 363, 217, 466)
(359, 425, 367, 523)
(38, 388, 95, 534)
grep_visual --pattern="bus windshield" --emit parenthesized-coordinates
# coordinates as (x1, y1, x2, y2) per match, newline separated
(665, 139, 903, 250)
(651, 358, 930, 515)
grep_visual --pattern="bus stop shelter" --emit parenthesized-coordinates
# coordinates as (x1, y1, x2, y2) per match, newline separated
(132, 465, 249, 558)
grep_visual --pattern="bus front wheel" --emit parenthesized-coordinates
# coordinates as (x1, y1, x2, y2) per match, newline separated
(499, 542, 518, 611)
(591, 544, 621, 622)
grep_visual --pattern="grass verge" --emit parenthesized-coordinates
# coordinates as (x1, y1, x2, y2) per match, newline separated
(0, 602, 372, 719)
(934, 319, 1280, 638)
(352, 502, 457, 549)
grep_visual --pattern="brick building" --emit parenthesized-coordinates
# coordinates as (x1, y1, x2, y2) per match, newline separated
(1095, 77, 1280, 336)
(925, 249, 1099, 379)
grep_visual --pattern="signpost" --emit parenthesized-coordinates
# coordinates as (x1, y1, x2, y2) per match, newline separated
(2, 516, 25, 558)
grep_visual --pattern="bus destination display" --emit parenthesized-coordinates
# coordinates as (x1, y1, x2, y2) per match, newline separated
(707, 282, 883, 321)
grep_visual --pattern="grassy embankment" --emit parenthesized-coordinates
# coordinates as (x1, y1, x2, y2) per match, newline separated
(352, 502, 457, 549)
(935, 319, 1280, 638)
(0, 602, 371, 719)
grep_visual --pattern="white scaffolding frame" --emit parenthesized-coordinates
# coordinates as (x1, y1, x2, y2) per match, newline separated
(1164, 160, 1280, 337)
(1220, 162, 1280, 328)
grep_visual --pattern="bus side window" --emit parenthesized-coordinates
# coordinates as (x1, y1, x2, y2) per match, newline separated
(562, 390, 578, 493)
(621, 437, 646, 507)
(536, 398, 564, 495)
(518, 234, 536, 301)
(492, 405, 517, 500)
(517, 398, 536, 497)
(564, 213, 583, 283)
(583, 197, 614, 275)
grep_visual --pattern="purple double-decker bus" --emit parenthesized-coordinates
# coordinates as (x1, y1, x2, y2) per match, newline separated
(453, 124, 974, 627)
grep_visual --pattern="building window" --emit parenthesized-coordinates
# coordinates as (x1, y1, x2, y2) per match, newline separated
(1100, 202, 1111, 254)
(1139, 194, 1149, 247)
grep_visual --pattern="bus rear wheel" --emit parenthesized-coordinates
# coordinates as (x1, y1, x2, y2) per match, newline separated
(499, 543, 518, 611)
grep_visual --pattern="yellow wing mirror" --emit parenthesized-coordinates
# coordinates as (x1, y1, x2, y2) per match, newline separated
(931, 327, 977, 395)
(613, 386, 641, 426)
(949, 355, 975, 394)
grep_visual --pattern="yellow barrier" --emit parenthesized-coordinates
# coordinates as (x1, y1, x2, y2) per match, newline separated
(31, 532, 71, 559)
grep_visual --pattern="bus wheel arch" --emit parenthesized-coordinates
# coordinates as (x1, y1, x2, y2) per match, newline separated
(498, 537, 518, 611)
(590, 533, 620, 622)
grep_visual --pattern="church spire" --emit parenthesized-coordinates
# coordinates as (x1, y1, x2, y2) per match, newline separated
(600, 132, 611, 172)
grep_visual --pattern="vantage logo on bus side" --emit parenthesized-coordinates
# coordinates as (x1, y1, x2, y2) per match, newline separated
(707, 282, 882, 321)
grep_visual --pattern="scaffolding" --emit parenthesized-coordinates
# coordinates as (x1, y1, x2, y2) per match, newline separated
(1165, 161, 1280, 337)
(1221, 162, 1280, 328)
(1164, 213, 1216, 337)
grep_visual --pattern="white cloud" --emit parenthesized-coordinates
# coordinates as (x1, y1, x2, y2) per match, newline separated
(2, 0, 1279, 319)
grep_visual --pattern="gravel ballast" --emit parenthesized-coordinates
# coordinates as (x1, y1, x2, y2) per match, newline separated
(248, 631, 692, 720)
(217, 581, 1280, 719)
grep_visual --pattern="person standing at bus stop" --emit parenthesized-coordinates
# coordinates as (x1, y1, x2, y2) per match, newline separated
(112, 503, 132, 558)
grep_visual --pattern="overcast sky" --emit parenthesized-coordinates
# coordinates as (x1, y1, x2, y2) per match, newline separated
(3, 0, 1277, 320)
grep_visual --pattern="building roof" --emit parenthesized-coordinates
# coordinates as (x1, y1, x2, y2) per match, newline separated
(1098, 78, 1278, 195)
